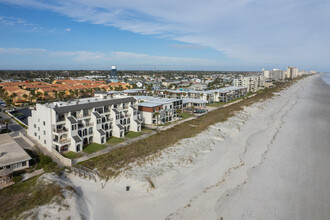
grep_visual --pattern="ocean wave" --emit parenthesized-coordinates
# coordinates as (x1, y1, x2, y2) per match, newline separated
(322, 73, 330, 86)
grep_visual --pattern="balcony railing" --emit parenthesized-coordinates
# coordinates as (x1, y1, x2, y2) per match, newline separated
(53, 138, 71, 145)
(53, 128, 68, 133)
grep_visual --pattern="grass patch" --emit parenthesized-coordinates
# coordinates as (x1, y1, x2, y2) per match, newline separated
(157, 122, 172, 126)
(125, 131, 144, 138)
(141, 128, 153, 133)
(0, 175, 63, 219)
(80, 76, 307, 178)
(83, 143, 106, 154)
(206, 102, 222, 107)
(63, 151, 82, 159)
(106, 137, 125, 145)
(180, 112, 193, 119)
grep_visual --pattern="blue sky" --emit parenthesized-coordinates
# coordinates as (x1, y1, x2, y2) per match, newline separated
(0, 0, 329, 71)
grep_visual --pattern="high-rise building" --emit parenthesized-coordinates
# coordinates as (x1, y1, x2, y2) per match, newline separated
(262, 69, 272, 79)
(272, 69, 284, 81)
(287, 66, 298, 79)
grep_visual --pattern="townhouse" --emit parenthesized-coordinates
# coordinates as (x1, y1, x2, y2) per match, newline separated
(27, 94, 142, 153)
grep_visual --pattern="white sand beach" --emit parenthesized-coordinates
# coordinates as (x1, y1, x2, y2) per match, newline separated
(64, 74, 330, 220)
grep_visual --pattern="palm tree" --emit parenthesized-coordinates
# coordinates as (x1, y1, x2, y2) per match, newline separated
(5, 98, 12, 110)
(214, 92, 219, 105)
(176, 109, 182, 117)
(44, 92, 49, 101)
(22, 94, 28, 101)
(10, 92, 17, 101)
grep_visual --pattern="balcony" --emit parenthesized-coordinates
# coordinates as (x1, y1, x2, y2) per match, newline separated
(85, 122, 94, 127)
(53, 128, 68, 133)
(53, 138, 71, 145)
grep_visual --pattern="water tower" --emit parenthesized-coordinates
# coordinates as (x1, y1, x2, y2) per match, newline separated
(110, 65, 118, 82)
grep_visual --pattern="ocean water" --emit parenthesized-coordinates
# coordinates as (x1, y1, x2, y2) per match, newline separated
(322, 72, 330, 86)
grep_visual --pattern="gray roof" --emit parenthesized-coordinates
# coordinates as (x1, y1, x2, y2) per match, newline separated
(92, 111, 101, 118)
(116, 124, 124, 129)
(134, 119, 141, 124)
(72, 135, 82, 142)
(182, 98, 207, 104)
(112, 108, 120, 114)
(130, 106, 137, 111)
(0, 134, 32, 168)
(98, 129, 106, 135)
(67, 116, 77, 124)
(0, 168, 14, 177)
(54, 97, 136, 114)
(138, 102, 164, 108)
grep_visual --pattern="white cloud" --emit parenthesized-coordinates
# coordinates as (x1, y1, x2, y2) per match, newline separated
(0, 47, 217, 68)
(1, 0, 330, 69)
(64, 28, 71, 31)
(0, 47, 47, 54)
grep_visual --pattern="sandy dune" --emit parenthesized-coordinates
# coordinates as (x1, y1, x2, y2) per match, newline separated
(69, 74, 330, 220)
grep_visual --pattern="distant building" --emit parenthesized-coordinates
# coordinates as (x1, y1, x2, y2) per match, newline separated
(233, 76, 265, 92)
(287, 66, 299, 79)
(110, 66, 118, 83)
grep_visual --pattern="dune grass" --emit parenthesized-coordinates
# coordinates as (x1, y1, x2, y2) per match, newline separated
(80, 78, 305, 178)
(0, 175, 63, 219)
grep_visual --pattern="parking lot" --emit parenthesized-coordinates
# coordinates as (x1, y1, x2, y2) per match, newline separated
(9, 108, 31, 125)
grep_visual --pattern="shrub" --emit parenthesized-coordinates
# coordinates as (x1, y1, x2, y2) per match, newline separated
(12, 176, 22, 183)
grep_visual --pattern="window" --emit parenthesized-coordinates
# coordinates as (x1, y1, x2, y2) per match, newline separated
(38, 127, 40, 131)
(43, 130, 46, 135)
(72, 125, 75, 130)
(44, 140, 46, 144)
(43, 121, 45, 126)
(38, 136, 40, 140)
(34, 132, 37, 137)
(22, 161, 26, 166)
(34, 124, 36, 128)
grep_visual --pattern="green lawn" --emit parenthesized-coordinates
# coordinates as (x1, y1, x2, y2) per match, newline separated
(106, 137, 126, 145)
(157, 122, 172, 126)
(83, 143, 106, 154)
(63, 151, 82, 159)
(180, 112, 193, 119)
(141, 128, 153, 133)
(206, 102, 222, 107)
(125, 131, 144, 138)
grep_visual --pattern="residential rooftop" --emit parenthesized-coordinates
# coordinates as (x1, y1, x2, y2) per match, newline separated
(0, 134, 32, 167)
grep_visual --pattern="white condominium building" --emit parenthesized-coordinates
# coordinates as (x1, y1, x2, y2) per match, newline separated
(27, 95, 142, 153)
(233, 76, 265, 93)
(134, 96, 183, 125)
(287, 66, 299, 79)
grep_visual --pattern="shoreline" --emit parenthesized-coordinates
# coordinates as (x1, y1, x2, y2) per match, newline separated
(80, 77, 306, 177)
(64, 74, 327, 220)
